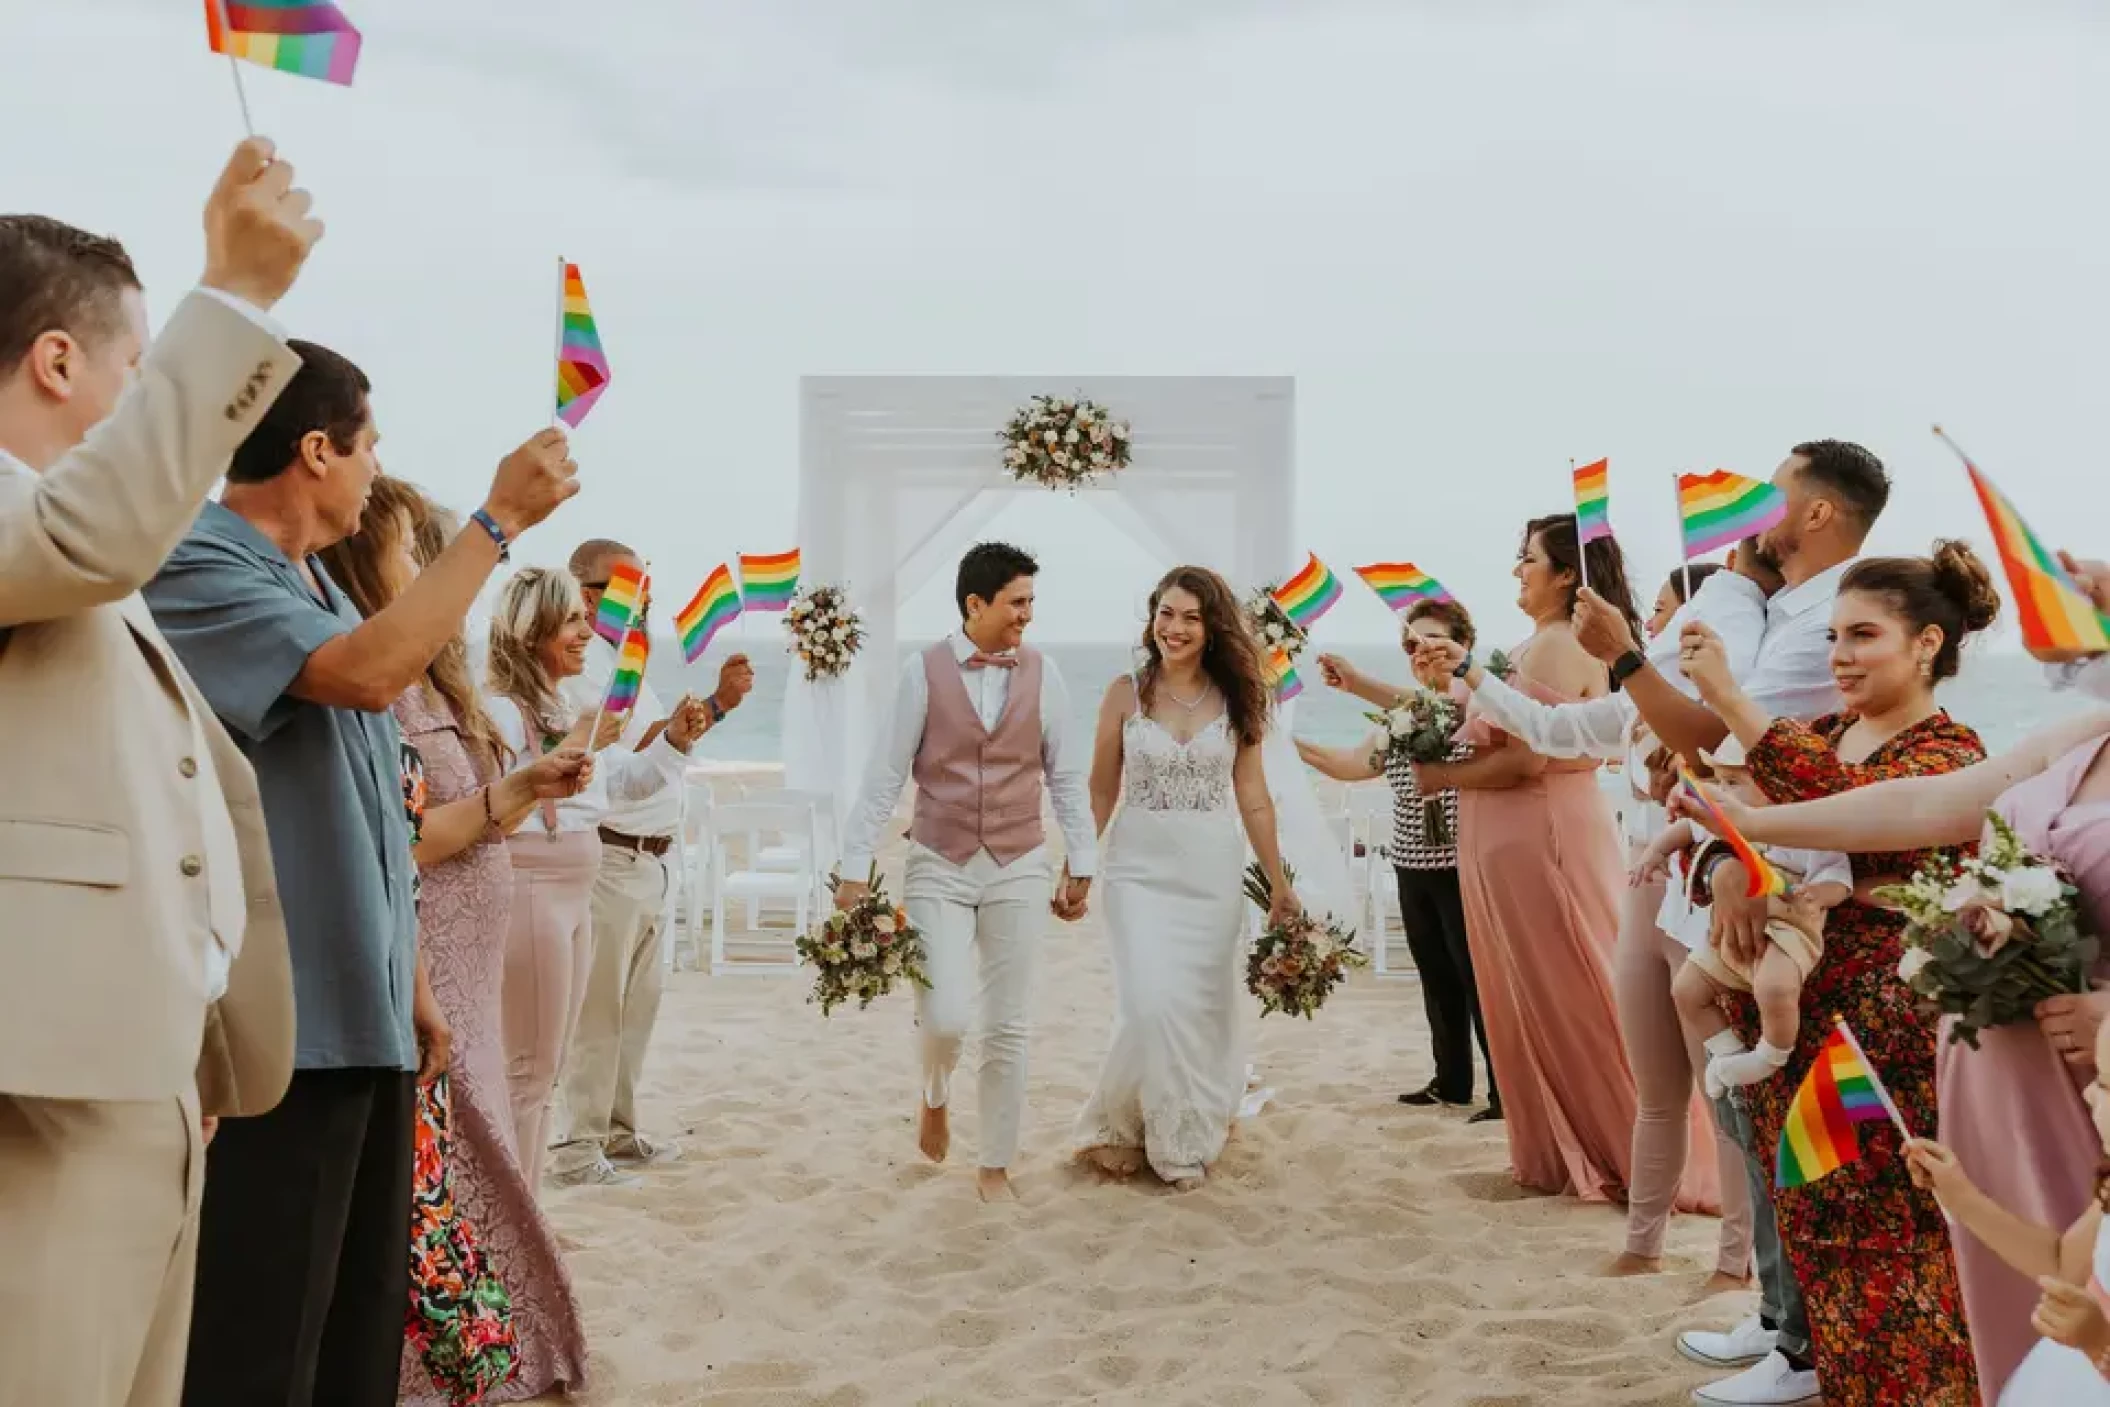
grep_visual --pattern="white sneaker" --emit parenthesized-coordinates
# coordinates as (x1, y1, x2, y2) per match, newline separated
(1692, 1351, 1820, 1406)
(1676, 1315, 1777, 1369)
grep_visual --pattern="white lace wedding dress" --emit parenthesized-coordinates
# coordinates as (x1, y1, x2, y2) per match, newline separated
(1073, 708, 1249, 1183)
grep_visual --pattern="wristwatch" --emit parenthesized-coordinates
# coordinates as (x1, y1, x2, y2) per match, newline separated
(705, 696, 727, 725)
(1610, 649, 1646, 686)
(1452, 652, 1474, 680)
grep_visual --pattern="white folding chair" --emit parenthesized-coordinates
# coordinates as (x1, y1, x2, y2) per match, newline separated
(671, 772, 717, 972)
(734, 787, 837, 910)
(708, 800, 817, 975)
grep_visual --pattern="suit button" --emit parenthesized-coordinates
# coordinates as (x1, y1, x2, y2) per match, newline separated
(180, 855, 203, 878)
(179, 757, 199, 778)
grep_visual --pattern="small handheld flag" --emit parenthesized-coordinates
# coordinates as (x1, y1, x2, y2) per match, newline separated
(592, 561, 645, 647)
(1936, 427, 2110, 657)
(737, 550, 801, 613)
(675, 565, 743, 665)
(604, 628, 649, 714)
(1677, 470, 1788, 560)
(1272, 553, 1343, 629)
(206, 0, 362, 84)
(1266, 649, 1303, 704)
(555, 261, 610, 429)
(1776, 1019, 1909, 1189)
(1676, 767, 1786, 898)
(1353, 562, 1453, 613)
(1572, 458, 1612, 544)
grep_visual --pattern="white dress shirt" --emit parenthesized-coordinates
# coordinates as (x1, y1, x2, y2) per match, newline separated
(2049, 656, 2110, 704)
(487, 682, 688, 836)
(578, 633, 685, 840)
(841, 634, 1098, 878)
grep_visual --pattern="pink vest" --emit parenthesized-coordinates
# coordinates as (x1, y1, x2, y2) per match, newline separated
(908, 642, 1047, 866)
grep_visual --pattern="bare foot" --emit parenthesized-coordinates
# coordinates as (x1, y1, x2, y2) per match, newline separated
(1700, 1270, 1755, 1295)
(976, 1168, 1017, 1202)
(1084, 1147, 1143, 1179)
(917, 1102, 950, 1164)
(1603, 1252, 1663, 1277)
(1169, 1175, 1205, 1193)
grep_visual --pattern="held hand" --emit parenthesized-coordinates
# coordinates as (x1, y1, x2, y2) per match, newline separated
(481, 428, 580, 538)
(2058, 552, 2109, 614)
(2033, 992, 2110, 1075)
(1571, 588, 1638, 665)
(1266, 884, 1302, 931)
(666, 695, 708, 751)
(1901, 1137, 1971, 1204)
(1669, 777, 1757, 843)
(1316, 652, 1355, 692)
(2031, 1276, 2110, 1356)
(833, 878, 871, 913)
(1051, 873, 1092, 922)
(518, 748, 591, 799)
(1413, 636, 1469, 682)
(715, 654, 756, 712)
(1677, 621, 1734, 699)
(1710, 861, 1768, 969)
(200, 137, 323, 311)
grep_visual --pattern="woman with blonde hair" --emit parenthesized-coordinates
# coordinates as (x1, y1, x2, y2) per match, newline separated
(484, 566, 705, 1191)
(320, 480, 595, 1401)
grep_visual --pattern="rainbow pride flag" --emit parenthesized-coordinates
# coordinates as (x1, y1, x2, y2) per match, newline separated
(1266, 649, 1303, 703)
(1272, 553, 1343, 629)
(1776, 1022, 1896, 1189)
(205, 0, 362, 85)
(738, 550, 801, 613)
(604, 628, 649, 714)
(1945, 439, 2110, 656)
(675, 564, 742, 664)
(1676, 767, 1786, 898)
(1572, 458, 1612, 544)
(1353, 562, 1452, 612)
(1678, 469, 1788, 559)
(592, 561, 645, 647)
(555, 261, 610, 428)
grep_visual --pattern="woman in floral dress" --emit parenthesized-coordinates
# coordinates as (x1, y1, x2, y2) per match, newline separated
(1680, 542, 2003, 1405)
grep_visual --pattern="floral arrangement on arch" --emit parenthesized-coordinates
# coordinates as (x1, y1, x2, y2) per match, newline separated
(1876, 811, 2098, 1048)
(785, 584, 865, 682)
(999, 393, 1131, 490)
(1243, 584, 1310, 666)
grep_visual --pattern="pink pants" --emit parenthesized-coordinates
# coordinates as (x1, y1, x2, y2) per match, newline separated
(501, 831, 602, 1190)
(1617, 871, 1755, 1276)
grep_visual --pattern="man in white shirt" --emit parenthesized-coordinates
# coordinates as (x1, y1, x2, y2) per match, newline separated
(837, 543, 1097, 1202)
(1435, 438, 1890, 1407)
(550, 539, 753, 1187)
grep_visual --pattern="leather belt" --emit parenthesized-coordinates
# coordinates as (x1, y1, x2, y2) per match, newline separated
(598, 825, 673, 858)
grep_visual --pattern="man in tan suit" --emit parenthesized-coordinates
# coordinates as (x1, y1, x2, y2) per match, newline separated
(0, 139, 323, 1407)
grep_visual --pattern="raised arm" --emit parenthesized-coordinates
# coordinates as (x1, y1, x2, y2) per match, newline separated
(1316, 653, 1409, 709)
(1420, 732, 1546, 792)
(1295, 734, 1382, 784)
(412, 750, 590, 867)
(1413, 633, 1631, 761)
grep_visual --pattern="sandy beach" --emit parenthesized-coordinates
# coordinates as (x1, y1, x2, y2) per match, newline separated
(523, 787, 1749, 1407)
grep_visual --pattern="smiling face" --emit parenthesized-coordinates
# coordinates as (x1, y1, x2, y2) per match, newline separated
(967, 574, 1035, 653)
(1828, 588, 1940, 714)
(537, 600, 594, 679)
(1514, 530, 1574, 620)
(1152, 585, 1207, 666)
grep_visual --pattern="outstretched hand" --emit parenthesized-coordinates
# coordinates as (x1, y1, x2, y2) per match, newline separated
(1571, 588, 1638, 664)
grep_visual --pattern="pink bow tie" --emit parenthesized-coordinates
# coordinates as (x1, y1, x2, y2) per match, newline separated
(963, 652, 1017, 671)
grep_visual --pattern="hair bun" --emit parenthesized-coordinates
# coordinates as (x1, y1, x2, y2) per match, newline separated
(1929, 538, 2003, 636)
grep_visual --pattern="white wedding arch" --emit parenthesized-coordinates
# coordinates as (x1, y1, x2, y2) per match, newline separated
(782, 374, 1298, 834)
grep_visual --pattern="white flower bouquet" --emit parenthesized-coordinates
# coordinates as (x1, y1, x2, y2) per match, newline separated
(785, 584, 865, 682)
(795, 869, 932, 1015)
(1366, 686, 1465, 844)
(1242, 863, 1366, 1019)
(1874, 812, 2098, 1048)
(1243, 585, 1310, 667)
(999, 394, 1131, 490)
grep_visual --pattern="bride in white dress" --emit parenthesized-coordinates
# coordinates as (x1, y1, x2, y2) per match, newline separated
(1072, 566, 1299, 1191)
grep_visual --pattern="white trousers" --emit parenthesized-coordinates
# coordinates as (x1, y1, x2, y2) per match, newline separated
(904, 842, 1050, 1170)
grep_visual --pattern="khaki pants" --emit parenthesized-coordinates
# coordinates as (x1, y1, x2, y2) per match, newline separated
(551, 842, 671, 1174)
(0, 1087, 202, 1407)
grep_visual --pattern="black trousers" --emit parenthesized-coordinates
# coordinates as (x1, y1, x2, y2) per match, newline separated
(1395, 866, 1498, 1105)
(183, 1067, 416, 1407)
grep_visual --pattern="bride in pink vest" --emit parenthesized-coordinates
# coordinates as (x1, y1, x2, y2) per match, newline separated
(836, 543, 1100, 1203)
(1074, 566, 1301, 1191)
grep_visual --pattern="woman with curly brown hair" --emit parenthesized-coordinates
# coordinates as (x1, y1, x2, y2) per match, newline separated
(1072, 566, 1299, 1191)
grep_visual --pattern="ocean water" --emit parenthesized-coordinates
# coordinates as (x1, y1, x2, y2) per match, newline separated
(655, 641, 2092, 764)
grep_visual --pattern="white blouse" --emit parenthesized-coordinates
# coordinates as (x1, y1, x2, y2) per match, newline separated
(485, 681, 687, 836)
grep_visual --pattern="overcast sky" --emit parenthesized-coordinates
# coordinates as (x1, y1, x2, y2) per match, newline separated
(6, 0, 2106, 644)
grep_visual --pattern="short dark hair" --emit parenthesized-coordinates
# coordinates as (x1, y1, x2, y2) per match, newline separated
(1406, 598, 1476, 652)
(1666, 561, 1724, 605)
(568, 538, 635, 586)
(0, 215, 141, 378)
(956, 542, 1038, 619)
(227, 339, 371, 485)
(1791, 439, 1890, 533)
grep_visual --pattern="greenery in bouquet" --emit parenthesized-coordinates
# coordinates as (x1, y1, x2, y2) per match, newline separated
(1365, 686, 1465, 844)
(1242, 862, 1366, 1019)
(1242, 586, 1310, 664)
(1873, 811, 2097, 1049)
(1484, 648, 1515, 681)
(999, 394, 1131, 489)
(796, 868, 932, 1015)
(785, 584, 865, 682)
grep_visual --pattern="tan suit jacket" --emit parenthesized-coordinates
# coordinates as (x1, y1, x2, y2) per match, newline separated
(0, 291, 302, 1115)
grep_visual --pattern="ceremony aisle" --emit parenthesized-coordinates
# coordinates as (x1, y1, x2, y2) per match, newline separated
(534, 815, 1739, 1406)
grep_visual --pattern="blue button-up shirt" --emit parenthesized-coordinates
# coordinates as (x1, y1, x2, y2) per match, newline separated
(144, 502, 417, 1072)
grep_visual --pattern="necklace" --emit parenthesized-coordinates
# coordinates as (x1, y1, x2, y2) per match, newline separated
(1162, 677, 1212, 712)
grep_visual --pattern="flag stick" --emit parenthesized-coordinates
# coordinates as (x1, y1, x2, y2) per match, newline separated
(1671, 471, 1692, 602)
(212, 0, 256, 135)
(1930, 423, 1976, 468)
(1834, 1015, 1913, 1142)
(550, 256, 567, 429)
(1570, 458, 1590, 596)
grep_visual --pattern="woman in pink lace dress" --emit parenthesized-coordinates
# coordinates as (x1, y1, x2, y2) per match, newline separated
(320, 483, 591, 1403)
(1417, 513, 1719, 1213)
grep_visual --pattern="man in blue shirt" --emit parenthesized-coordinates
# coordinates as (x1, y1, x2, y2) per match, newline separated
(145, 341, 578, 1406)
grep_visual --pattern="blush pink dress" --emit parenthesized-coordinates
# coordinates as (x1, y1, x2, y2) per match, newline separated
(1940, 734, 2110, 1402)
(1452, 671, 1718, 1211)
